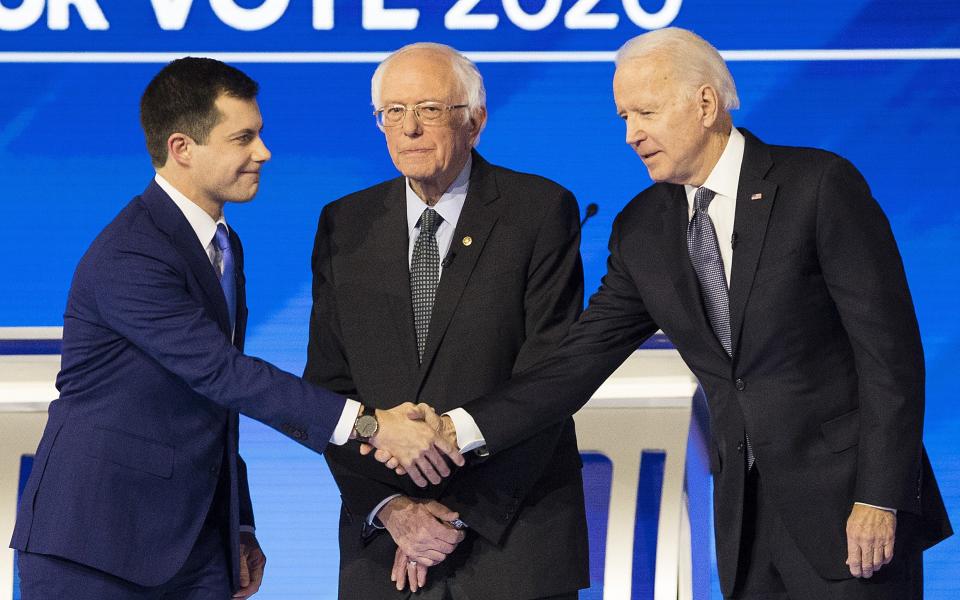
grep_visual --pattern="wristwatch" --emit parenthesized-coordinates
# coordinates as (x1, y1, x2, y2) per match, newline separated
(354, 404, 379, 442)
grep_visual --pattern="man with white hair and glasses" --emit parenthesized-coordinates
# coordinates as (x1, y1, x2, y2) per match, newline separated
(372, 28, 952, 599)
(304, 43, 589, 599)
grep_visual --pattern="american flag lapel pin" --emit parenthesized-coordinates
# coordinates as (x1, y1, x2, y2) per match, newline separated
(750, 193, 763, 200)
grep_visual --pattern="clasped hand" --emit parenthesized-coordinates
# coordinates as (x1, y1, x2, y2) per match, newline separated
(364, 402, 462, 487)
(378, 497, 465, 592)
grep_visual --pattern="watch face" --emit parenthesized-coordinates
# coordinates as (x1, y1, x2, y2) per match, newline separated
(356, 414, 378, 439)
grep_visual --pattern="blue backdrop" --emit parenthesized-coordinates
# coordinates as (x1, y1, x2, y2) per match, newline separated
(2, 1, 958, 597)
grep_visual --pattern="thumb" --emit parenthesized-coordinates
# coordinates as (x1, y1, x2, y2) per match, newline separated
(422, 500, 459, 522)
(238, 550, 251, 587)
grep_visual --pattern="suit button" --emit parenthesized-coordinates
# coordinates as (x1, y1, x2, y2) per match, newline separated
(735, 378, 745, 391)
(737, 441, 744, 454)
(501, 513, 512, 522)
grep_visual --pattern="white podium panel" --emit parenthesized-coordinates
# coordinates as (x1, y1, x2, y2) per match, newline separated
(0, 330, 711, 600)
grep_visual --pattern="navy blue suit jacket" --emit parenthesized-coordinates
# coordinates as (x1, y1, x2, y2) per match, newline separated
(11, 180, 347, 588)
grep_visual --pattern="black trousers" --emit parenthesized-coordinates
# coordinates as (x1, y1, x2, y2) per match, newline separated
(729, 468, 923, 600)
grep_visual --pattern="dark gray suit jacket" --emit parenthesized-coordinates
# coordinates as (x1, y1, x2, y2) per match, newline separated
(465, 131, 952, 596)
(304, 152, 590, 600)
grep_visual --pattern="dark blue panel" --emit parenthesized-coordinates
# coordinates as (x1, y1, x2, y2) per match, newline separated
(580, 452, 613, 600)
(0, 340, 62, 355)
(632, 450, 666, 600)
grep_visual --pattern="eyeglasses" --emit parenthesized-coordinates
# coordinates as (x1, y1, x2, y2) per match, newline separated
(374, 101, 468, 127)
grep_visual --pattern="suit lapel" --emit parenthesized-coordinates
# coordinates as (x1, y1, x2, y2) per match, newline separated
(140, 181, 233, 338)
(415, 154, 502, 390)
(728, 130, 777, 357)
(658, 184, 730, 359)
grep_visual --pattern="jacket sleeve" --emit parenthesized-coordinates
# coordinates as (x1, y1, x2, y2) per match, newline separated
(464, 202, 659, 457)
(814, 156, 925, 513)
(91, 232, 347, 455)
(435, 188, 585, 544)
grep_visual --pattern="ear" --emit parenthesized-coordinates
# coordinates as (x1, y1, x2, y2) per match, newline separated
(166, 132, 193, 168)
(468, 106, 488, 146)
(697, 84, 721, 128)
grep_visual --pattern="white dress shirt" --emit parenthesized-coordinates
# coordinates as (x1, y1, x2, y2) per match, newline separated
(154, 174, 360, 451)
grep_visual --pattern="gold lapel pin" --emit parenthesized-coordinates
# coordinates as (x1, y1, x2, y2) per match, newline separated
(750, 193, 763, 200)
(462, 236, 473, 246)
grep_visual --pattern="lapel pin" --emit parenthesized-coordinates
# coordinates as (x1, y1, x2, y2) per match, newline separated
(750, 193, 763, 200)
(462, 236, 473, 247)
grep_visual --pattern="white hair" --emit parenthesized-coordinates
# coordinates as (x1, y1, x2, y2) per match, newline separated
(615, 27, 740, 111)
(371, 42, 487, 128)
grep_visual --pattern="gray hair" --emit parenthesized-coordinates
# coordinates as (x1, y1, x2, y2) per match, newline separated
(371, 42, 487, 128)
(615, 27, 740, 111)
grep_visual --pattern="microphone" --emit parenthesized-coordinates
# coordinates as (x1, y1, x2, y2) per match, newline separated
(442, 251, 456, 268)
(581, 203, 599, 227)
(731, 232, 739, 249)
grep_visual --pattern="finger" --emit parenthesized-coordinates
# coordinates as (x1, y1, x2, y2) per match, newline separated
(407, 560, 419, 592)
(424, 445, 452, 478)
(883, 538, 895, 565)
(359, 443, 373, 456)
(846, 541, 863, 578)
(404, 463, 428, 488)
(239, 553, 251, 587)
(423, 500, 459, 522)
(374, 449, 392, 463)
(872, 543, 885, 574)
(435, 438, 465, 467)
(395, 466, 407, 476)
(391, 549, 403, 584)
(417, 563, 428, 589)
(387, 457, 400, 470)
(415, 455, 442, 486)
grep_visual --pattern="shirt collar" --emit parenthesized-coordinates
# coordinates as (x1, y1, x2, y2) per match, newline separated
(154, 173, 227, 250)
(684, 126, 746, 202)
(406, 155, 472, 235)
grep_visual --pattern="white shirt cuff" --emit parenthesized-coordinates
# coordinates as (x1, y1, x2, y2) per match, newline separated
(330, 399, 362, 445)
(855, 501, 897, 515)
(239, 525, 256, 534)
(367, 494, 403, 527)
(444, 408, 486, 454)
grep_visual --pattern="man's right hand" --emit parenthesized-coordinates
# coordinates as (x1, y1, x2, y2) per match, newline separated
(379, 496, 466, 568)
(368, 403, 464, 487)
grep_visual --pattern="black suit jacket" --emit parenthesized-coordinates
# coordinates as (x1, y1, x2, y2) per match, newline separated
(465, 131, 952, 595)
(304, 153, 589, 600)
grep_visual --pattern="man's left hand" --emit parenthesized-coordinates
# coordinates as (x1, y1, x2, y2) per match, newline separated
(392, 546, 429, 592)
(845, 504, 896, 578)
(234, 531, 267, 598)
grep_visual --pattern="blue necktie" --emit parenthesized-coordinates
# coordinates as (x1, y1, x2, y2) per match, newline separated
(687, 187, 754, 469)
(214, 223, 237, 333)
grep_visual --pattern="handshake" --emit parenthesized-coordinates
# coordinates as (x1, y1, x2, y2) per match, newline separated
(352, 402, 463, 488)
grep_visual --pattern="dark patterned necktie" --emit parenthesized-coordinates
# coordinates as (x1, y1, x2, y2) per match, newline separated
(410, 208, 443, 362)
(687, 187, 754, 468)
(214, 223, 236, 333)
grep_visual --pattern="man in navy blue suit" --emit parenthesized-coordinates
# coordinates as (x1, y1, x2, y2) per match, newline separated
(10, 57, 462, 599)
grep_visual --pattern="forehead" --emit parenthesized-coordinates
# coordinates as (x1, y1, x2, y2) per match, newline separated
(613, 55, 679, 106)
(212, 95, 262, 129)
(380, 50, 462, 103)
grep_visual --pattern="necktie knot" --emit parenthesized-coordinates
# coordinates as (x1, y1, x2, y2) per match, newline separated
(214, 223, 231, 252)
(694, 187, 716, 213)
(418, 208, 442, 236)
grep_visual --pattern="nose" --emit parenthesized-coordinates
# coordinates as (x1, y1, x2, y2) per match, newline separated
(253, 136, 271, 163)
(401, 107, 422, 136)
(625, 115, 646, 147)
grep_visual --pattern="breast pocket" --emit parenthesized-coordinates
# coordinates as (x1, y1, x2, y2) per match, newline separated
(84, 427, 175, 479)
